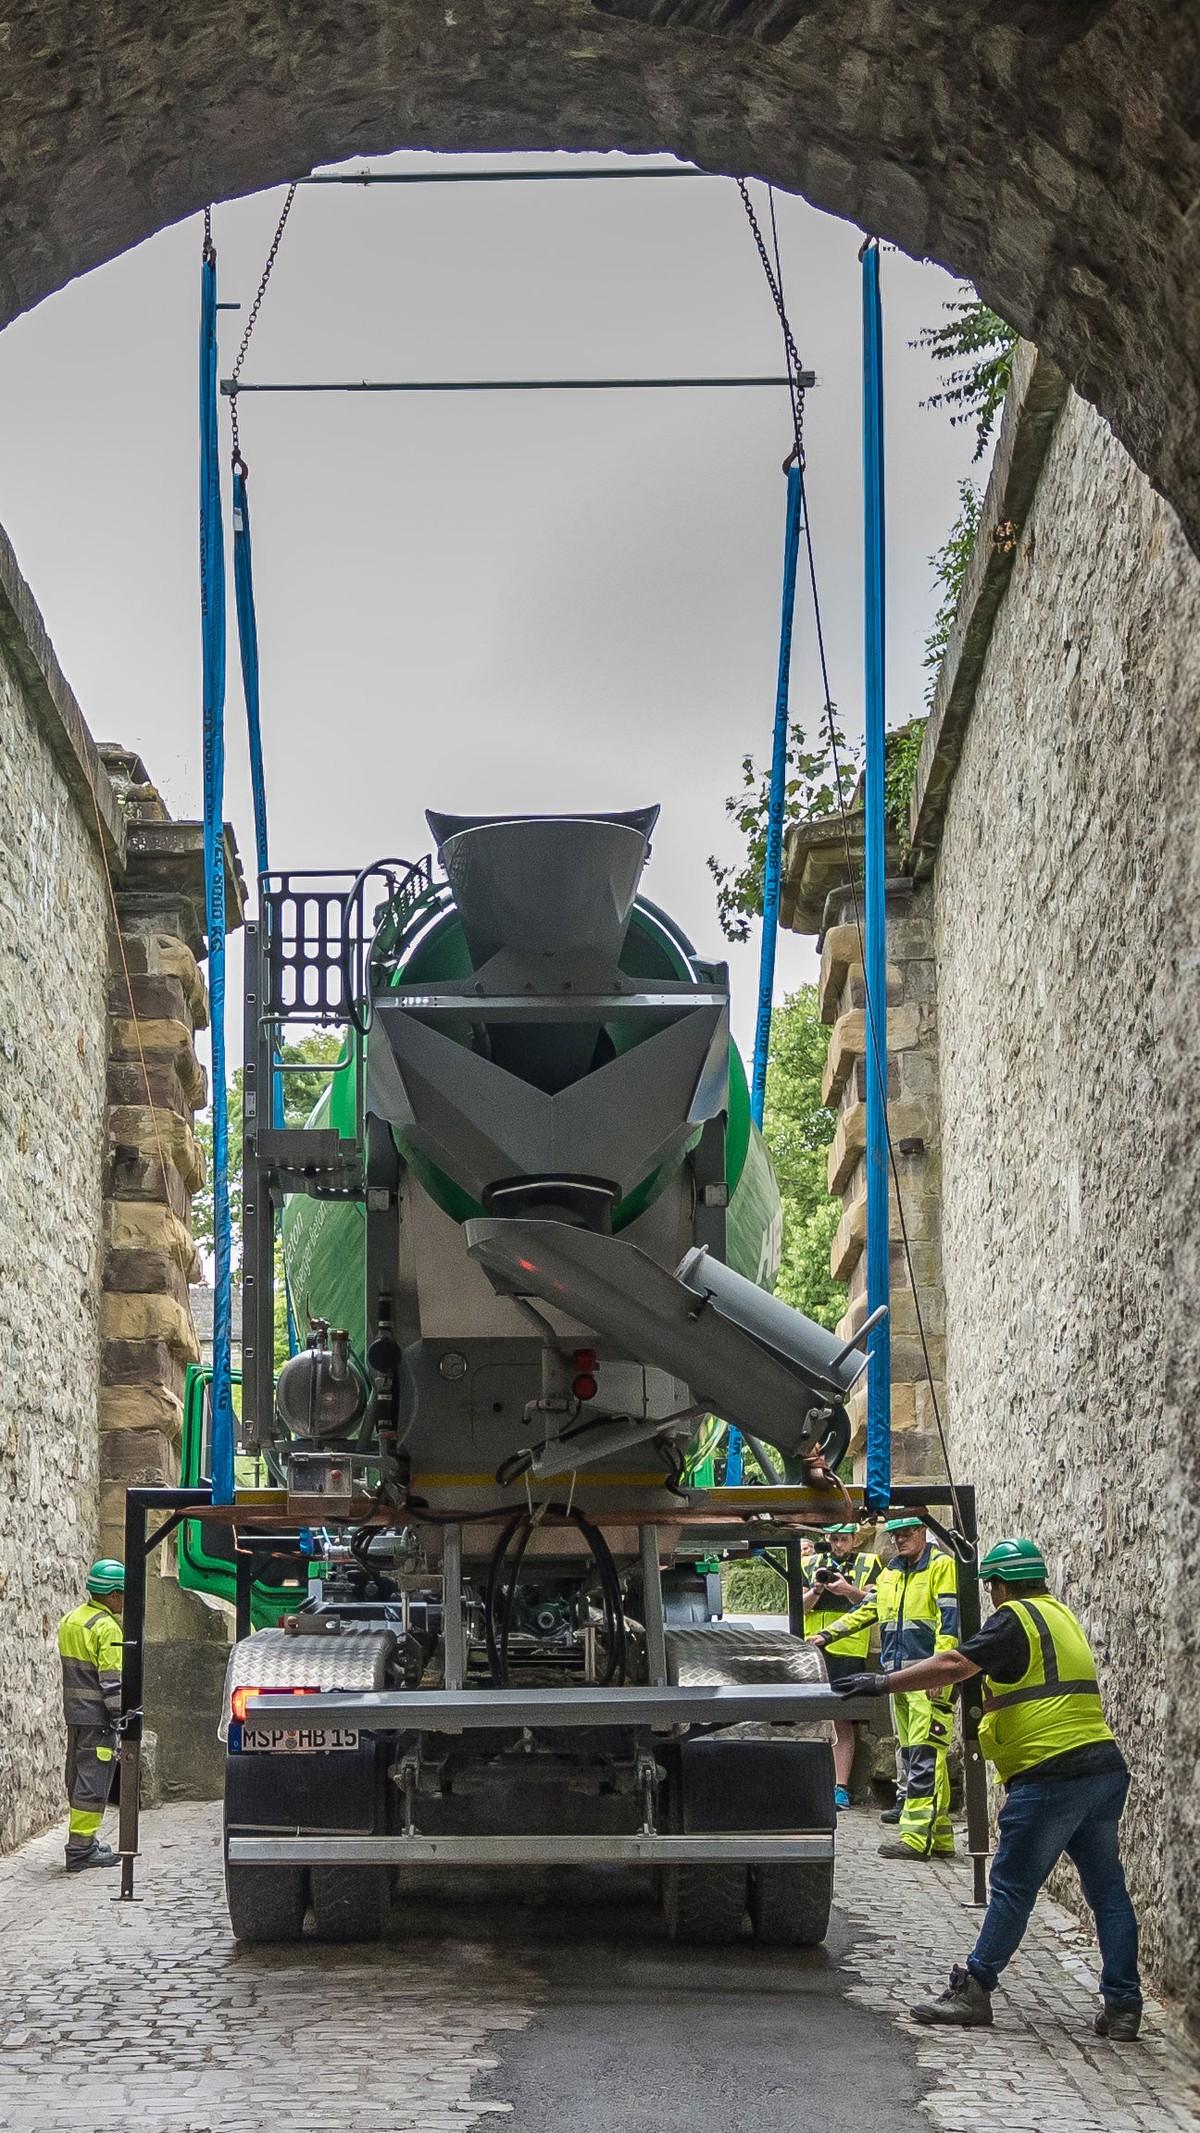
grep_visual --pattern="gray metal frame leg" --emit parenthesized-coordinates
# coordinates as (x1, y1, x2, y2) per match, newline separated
(442, 1524, 465, 1690)
(640, 1522, 668, 1687)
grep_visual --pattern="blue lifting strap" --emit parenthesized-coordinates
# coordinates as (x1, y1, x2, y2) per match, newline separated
(199, 244, 236, 1505)
(231, 459, 300, 1360)
(861, 241, 891, 1513)
(231, 464, 270, 881)
(749, 463, 804, 1132)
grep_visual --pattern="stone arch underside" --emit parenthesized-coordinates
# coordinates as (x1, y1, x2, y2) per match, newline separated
(2, 2, 1197, 547)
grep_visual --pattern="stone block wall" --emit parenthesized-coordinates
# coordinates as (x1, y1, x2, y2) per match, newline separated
(0, 532, 240, 1847)
(0, 566, 112, 1849)
(929, 385, 1200, 2011)
(812, 879, 948, 1484)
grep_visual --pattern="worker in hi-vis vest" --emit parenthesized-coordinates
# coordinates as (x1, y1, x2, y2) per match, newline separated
(831, 1537, 1142, 2041)
(57, 1560, 125, 1871)
(812, 1514, 959, 1859)
(801, 1523, 883, 1812)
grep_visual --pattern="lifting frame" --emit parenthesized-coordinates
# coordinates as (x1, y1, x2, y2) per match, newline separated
(116, 1480, 990, 1906)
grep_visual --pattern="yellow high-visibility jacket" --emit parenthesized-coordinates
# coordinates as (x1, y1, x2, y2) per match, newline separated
(58, 1602, 123, 1727)
(978, 1596, 1115, 1782)
(821, 1545, 958, 1673)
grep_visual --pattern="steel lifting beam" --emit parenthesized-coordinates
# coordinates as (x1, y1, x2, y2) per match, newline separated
(221, 373, 816, 397)
(300, 167, 710, 185)
(248, 1681, 877, 1728)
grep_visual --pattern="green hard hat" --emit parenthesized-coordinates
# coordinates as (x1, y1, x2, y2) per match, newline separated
(978, 1538, 1047, 1584)
(883, 1515, 925, 1533)
(86, 1558, 125, 1595)
(826, 1523, 859, 1535)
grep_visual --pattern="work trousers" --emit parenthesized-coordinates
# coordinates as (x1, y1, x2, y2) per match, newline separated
(65, 1724, 115, 1857)
(894, 1690, 954, 1856)
(967, 1766, 1141, 2006)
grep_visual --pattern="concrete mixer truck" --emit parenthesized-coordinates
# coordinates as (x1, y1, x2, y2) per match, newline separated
(212, 806, 873, 1946)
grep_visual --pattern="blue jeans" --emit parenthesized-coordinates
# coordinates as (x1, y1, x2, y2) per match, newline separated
(967, 1767, 1141, 2006)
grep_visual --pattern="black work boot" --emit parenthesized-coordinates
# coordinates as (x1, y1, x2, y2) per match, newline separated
(65, 1842, 119, 1873)
(1094, 2002, 1142, 2042)
(911, 1965, 994, 2028)
(880, 1802, 903, 1824)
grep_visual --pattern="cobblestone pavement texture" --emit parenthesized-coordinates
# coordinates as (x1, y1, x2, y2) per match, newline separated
(0, 1802, 1197, 2132)
(833, 1813, 1200, 2133)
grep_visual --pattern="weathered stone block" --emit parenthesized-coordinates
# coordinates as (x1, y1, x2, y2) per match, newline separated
(107, 972, 191, 1027)
(101, 1338, 186, 1398)
(100, 1427, 178, 1485)
(830, 1191, 866, 1282)
(827, 1100, 866, 1196)
(106, 1105, 203, 1193)
(100, 1291, 200, 1362)
(106, 1057, 194, 1119)
(151, 935, 208, 1029)
(103, 1246, 191, 1306)
(110, 1015, 206, 1107)
(105, 1146, 192, 1216)
(821, 1009, 865, 1106)
(100, 1382, 184, 1438)
(107, 1200, 201, 1279)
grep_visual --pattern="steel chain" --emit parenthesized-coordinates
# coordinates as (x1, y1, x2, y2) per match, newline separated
(736, 178, 805, 464)
(228, 181, 299, 466)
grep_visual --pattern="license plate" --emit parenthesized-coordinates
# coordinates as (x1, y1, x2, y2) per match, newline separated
(240, 1724, 360, 1753)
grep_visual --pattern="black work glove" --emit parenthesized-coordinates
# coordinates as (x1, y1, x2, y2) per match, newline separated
(829, 1671, 888, 1698)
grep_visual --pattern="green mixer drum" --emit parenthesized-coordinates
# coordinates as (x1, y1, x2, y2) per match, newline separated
(281, 900, 782, 1354)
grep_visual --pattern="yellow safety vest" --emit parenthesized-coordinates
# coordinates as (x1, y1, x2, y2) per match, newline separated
(825, 1545, 959, 1671)
(976, 1596, 1114, 1783)
(58, 1600, 124, 1726)
(806, 1551, 883, 1657)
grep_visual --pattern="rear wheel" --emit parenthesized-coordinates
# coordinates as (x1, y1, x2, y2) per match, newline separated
(224, 1860, 308, 1944)
(310, 1864, 390, 1943)
(749, 1861, 834, 1948)
(662, 1863, 748, 1945)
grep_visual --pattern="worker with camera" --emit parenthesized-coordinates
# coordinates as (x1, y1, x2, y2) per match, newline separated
(802, 1523, 882, 1810)
(828, 1536, 1142, 2038)
(811, 1514, 959, 1859)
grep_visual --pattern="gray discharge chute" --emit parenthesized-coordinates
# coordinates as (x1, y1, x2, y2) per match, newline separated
(466, 1220, 867, 1462)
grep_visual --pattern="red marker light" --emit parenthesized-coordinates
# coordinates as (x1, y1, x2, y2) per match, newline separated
(572, 1349, 599, 1402)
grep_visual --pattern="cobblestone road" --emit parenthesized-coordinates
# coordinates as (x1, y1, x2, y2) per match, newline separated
(833, 1821, 1200, 2133)
(1, 1802, 1197, 2133)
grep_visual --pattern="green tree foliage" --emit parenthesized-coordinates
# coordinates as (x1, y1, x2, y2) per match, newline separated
(912, 294, 1019, 461)
(761, 986, 845, 1331)
(722, 1556, 788, 1615)
(922, 479, 984, 705)
(707, 717, 860, 945)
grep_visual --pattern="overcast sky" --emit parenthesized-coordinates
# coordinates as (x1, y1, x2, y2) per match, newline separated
(0, 150, 979, 1063)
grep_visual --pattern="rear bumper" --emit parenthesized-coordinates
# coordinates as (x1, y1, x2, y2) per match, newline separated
(226, 1831, 835, 1867)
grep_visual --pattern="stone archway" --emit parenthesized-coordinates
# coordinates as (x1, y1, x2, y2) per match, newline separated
(2, 3, 1195, 545)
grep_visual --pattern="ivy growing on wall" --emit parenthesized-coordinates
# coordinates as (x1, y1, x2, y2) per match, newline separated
(921, 478, 984, 705)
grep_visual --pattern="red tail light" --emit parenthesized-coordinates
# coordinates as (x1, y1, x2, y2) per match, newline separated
(231, 1684, 317, 1723)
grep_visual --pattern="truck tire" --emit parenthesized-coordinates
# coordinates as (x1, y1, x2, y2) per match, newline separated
(749, 1861, 834, 1948)
(662, 1863, 748, 1945)
(224, 1860, 308, 1944)
(310, 1864, 389, 1943)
